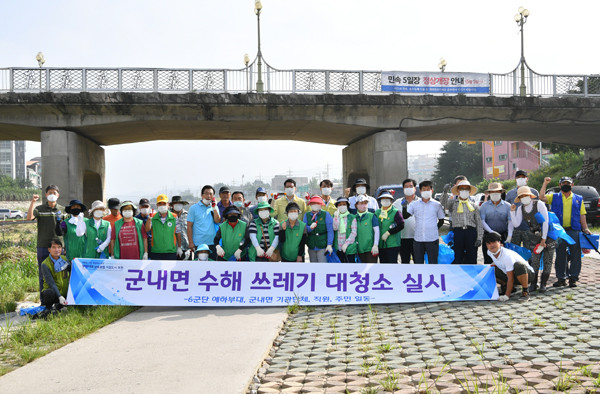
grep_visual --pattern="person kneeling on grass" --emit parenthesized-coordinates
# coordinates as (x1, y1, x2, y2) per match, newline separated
(40, 239, 70, 309)
(484, 232, 535, 302)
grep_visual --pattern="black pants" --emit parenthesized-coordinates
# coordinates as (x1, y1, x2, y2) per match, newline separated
(41, 289, 59, 308)
(452, 227, 478, 264)
(399, 238, 414, 264)
(149, 252, 177, 260)
(413, 240, 439, 264)
(379, 247, 399, 263)
(336, 250, 357, 263)
(482, 231, 507, 264)
(358, 252, 378, 264)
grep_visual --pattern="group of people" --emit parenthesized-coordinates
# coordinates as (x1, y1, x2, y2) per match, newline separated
(27, 170, 593, 308)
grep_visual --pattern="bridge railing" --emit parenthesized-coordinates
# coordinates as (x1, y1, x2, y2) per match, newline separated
(1, 62, 598, 97)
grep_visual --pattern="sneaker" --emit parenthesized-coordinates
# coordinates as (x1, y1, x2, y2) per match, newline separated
(553, 280, 567, 287)
(519, 292, 530, 302)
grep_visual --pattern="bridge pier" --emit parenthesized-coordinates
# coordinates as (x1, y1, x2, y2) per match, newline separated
(41, 130, 105, 207)
(342, 130, 408, 191)
(582, 148, 600, 191)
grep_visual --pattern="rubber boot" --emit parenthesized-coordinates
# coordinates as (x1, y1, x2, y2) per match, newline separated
(528, 271, 538, 292)
(539, 273, 550, 292)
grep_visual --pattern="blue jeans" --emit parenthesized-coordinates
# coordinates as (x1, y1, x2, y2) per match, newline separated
(555, 228, 581, 281)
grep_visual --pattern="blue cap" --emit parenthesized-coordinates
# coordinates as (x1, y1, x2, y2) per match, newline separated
(255, 187, 267, 196)
(195, 244, 210, 252)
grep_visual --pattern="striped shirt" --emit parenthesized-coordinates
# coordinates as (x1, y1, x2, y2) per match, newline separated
(249, 220, 280, 249)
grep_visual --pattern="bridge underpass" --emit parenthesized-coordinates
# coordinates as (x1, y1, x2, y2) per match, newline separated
(0, 92, 599, 205)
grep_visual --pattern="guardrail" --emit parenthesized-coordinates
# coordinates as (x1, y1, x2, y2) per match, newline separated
(1, 60, 598, 97)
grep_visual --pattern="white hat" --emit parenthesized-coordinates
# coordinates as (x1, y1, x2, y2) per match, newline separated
(89, 200, 107, 214)
(356, 195, 369, 203)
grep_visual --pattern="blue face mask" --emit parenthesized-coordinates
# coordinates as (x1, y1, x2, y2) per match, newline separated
(233, 201, 244, 208)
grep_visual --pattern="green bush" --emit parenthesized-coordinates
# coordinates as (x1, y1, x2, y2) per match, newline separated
(0, 254, 38, 313)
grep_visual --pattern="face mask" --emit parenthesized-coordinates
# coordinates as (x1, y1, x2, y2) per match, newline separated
(321, 187, 332, 196)
(287, 212, 299, 221)
(459, 190, 470, 200)
(173, 204, 183, 212)
(561, 184, 572, 193)
(93, 210, 104, 219)
(403, 187, 415, 196)
(357, 204, 367, 213)
(122, 210, 134, 218)
(202, 198, 212, 205)
(311, 204, 321, 212)
(421, 191, 432, 200)
(337, 205, 348, 214)
(356, 186, 367, 195)
(285, 187, 294, 196)
(227, 216, 238, 223)
(157, 205, 168, 214)
(198, 253, 209, 261)
(257, 196, 267, 203)
(140, 207, 150, 215)
(520, 196, 532, 206)
(490, 193, 501, 202)
(47, 194, 58, 202)
(381, 199, 392, 207)
(258, 210, 270, 219)
(71, 208, 82, 216)
(516, 178, 527, 187)
(233, 201, 244, 208)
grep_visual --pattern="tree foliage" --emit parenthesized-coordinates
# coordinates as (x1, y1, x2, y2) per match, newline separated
(432, 142, 483, 190)
(0, 175, 41, 201)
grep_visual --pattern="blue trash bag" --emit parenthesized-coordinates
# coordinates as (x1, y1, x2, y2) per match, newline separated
(441, 231, 455, 246)
(535, 212, 575, 244)
(326, 251, 341, 263)
(228, 255, 238, 261)
(20, 305, 46, 316)
(580, 233, 599, 250)
(424, 244, 454, 264)
(504, 242, 532, 261)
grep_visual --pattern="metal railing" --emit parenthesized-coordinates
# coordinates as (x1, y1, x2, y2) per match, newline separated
(1, 59, 598, 97)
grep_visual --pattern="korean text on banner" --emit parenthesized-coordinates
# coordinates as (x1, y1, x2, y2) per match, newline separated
(381, 72, 490, 94)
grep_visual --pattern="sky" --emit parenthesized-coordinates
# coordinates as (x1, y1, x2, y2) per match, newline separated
(2, 0, 598, 199)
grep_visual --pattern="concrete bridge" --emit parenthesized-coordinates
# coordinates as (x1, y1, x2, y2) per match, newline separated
(0, 92, 599, 205)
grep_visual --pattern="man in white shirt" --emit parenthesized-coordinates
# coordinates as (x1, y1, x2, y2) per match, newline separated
(406, 180, 445, 264)
(393, 178, 420, 263)
(484, 232, 535, 301)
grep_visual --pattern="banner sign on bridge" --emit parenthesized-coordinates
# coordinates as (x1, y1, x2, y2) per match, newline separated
(381, 71, 490, 94)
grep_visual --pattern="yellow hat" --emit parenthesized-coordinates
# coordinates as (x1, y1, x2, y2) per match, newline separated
(157, 194, 169, 204)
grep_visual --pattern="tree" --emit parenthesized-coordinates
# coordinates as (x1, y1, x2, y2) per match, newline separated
(572, 76, 600, 95)
(432, 142, 483, 190)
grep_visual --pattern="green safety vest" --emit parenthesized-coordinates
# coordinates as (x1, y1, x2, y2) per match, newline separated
(334, 214, 357, 255)
(41, 257, 70, 297)
(355, 212, 376, 254)
(83, 218, 110, 258)
(248, 217, 278, 261)
(113, 218, 145, 259)
(220, 220, 248, 260)
(151, 212, 177, 253)
(306, 210, 327, 250)
(280, 220, 306, 262)
(376, 206, 401, 248)
(64, 218, 86, 261)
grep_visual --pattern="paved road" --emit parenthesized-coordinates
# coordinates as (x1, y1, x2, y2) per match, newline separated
(0, 306, 287, 394)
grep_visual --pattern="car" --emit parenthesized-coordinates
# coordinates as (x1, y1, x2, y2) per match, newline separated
(547, 185, 600, 225)
(374, 184, 420, 202)
(0, 209, 25, 220)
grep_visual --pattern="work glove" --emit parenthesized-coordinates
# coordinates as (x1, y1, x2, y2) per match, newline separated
(371, 245, 379, 256)
(96, 245, 105, 253)
(505, 236, 512, 244)
(255, 246, 265, 257)
(498, 295, 509, 302)
(310, 222, 318, 230)
(342, 243, 349, 253)
(234, 249, 242, 260)
(177, 247, 183, 257)
(474, 240, 482, 248)
(326, 245, 333, 254)
(142, 252, 148, 260)
(55, 211, 63, 222)
(382, 231, 390, 242)
(58, 296, 67, 305)
(266, 246, 275, 258)
(216, 245, 225, 257)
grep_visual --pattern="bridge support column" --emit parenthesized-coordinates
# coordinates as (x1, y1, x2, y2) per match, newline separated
(342, 130, 408, 190)
(581, 148, 600, 191)
(41, 130, 105, 207)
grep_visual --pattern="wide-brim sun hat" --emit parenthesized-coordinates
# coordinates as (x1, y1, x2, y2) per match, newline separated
(88, 200, 107, 214)
(119, 200, 138, 214)
(335, 197, 349, 206)
(351, 178, 370, 193)
(169, 195, 189, 205)
(486, 182, 505, 193)
(65, 199, 87, 214)
(377, 191, 394, 200)
(451, 180, 478, 196)
(514, 186, 537, 203)
(254, 201, 275, 213)
(308, 196, 325, 206)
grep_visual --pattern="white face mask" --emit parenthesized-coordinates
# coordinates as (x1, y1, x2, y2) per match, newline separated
(47, 194, 58, 202)
(403, 187, 415, 196)
(490, 193, 501, 202)
(520, 196, 532, 206)
(321, 187, 332, 196)
(202, 198, 212, 205)
(93, 210, 104, 219)
(285, 187, 295, 196)
(421, 190, 432, 200)
(140, 207, 150, 215)
(311, 204, 321, 212)
(157, 205, 168, 214)
(459, 190, 471, 200)
(356, 186, 367, 195)
(516, 178, 527, 187)
(287, 212, 299, 221)
(173, 204, 183, 212)
(198, 253, 209, 261)
(258, 210, 270, 219)
(381, 199, 392, 207)
(337, 205, 348, 214)
(122, 210, 134, 218)
(257, 196, 267, 203)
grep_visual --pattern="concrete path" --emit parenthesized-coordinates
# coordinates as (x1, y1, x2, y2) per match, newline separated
(0, 306, 287, 394)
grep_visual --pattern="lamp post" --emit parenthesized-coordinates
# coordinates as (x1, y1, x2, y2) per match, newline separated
(514, 6, 530, 97)
(254, 0, 264, 93)
(35, 52, 45, 91)
(438, 58, 447, 73)
(244, 53, 250, 92)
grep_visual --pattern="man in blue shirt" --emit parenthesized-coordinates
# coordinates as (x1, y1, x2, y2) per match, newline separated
(480, 182, 513, 264)
(187, 185, 221, 260)
(505, 170, 539, 250)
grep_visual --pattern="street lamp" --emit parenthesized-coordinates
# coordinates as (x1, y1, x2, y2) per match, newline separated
(514, 6, 530, 97)
(244, 53, 250, 92)
(438, 58, 447, 73)
(254, 0, 264, 93)
(35, 52, 45, 91)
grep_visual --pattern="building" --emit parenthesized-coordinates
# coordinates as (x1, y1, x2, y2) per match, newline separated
(482, 141, 549, 180)
(408, 153, 438, 183)
(27, 157, 42, 188)
(0, 141, 26, 180)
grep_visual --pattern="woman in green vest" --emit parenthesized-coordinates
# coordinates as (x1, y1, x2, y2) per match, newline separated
(215, 205, 250, 261)
(111, 201, 148, 260)
(57, 199, 87, 261)
(77, 200, 111, 259)
(279, 202, 307, 262)
(332, 197, 358, 263)
(40, 239, 70, 308)
(354, 195, 380, 263)
(248, 202, 280, 261)
(375, 191, 405, 263)
(304, 196, 334, 262)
